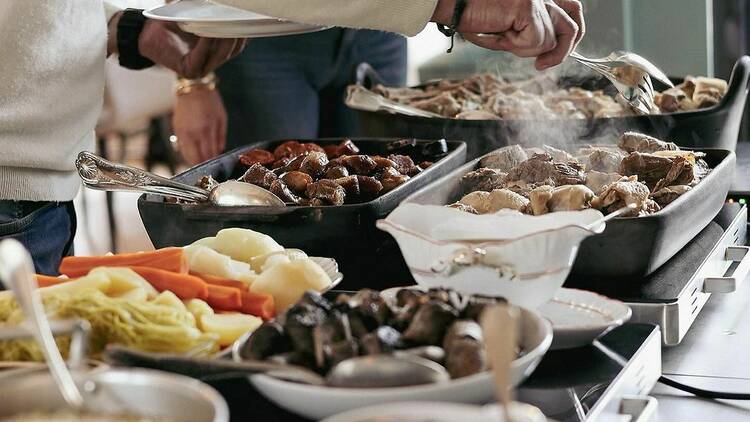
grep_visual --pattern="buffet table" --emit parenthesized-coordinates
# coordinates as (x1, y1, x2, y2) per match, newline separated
(652, 141, 750, 420)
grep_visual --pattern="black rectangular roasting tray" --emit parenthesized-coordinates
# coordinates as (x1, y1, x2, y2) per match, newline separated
(351, 56, 750, 160)
(137, 138, 467, 289)
(401, 147, 736, 279)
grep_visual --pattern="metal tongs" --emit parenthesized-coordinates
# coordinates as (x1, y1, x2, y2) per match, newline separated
(569, 50, 674, 115)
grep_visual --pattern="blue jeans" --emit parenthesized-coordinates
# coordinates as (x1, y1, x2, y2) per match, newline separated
(216, 28, 407, 149)
(0, 201, 76, 276)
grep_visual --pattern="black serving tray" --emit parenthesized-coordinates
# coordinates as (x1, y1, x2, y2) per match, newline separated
(353, 56, 750, 159)
(138, 138, 467, 289)
(402, 147, 736, 279)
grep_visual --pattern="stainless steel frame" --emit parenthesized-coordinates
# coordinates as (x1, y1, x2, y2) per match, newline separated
(626, 206, 749, 345)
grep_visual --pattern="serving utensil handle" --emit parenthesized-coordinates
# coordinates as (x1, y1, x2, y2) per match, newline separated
(75, 151, 209, 202)
(0, 239, 85, 409)
(481, 304, 519, 422)
(104, 346, 325, 386)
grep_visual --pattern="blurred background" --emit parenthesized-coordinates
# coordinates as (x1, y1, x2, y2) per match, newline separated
(80, 0, 750, 255)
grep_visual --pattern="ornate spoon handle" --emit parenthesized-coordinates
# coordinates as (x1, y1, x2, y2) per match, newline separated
(75, 151, 209, 202)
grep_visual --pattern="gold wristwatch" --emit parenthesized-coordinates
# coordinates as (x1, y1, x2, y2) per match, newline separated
(174, 72, 218, 95)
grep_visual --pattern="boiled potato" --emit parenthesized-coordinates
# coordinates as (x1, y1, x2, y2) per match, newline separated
(249, 249, 308, 273)
(153, 291, 187, 311)
(214, 228, 283, 263)
(184, 245, 256, 284)
(90, 267, 158, 299)
(250, 258, 332, 311)
(191, 237, 217, 249)
(201, 313, 262, 346)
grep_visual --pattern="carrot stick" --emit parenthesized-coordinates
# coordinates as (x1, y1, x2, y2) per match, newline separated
(129, 266, 208, 300)
(190, 272, 249, 292)
(36, 275, 70, 288)
(59, 248, 187, 278)
(241, 291, 276, 320)
(206, 284, 243, 312)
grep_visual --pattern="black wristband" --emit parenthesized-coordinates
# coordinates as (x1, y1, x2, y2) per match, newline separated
(435, 0, 468, 53)
(117, 8, 155, 70)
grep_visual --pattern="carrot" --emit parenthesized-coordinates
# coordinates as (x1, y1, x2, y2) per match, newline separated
(190, 272, 249, 292)
(241, 291, 276, 320)
(36, 275, 70, 288)
(59, 248, 187, 278)
(206, 284, 243, 311)
(129, 266, 208, 300)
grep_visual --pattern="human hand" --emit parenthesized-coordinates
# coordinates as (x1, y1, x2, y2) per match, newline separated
(172, 87, 227, 165)
(139, 20, 245, 78)
(433, 0, 582, 70)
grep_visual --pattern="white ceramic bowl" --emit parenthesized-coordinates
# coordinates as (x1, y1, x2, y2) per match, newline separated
(377, 204, 605, 309)
(233, 307, 552, 420)
(322, 401, 550, 422)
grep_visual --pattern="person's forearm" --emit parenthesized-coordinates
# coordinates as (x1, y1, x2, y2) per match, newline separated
(213, 0, 440, 36)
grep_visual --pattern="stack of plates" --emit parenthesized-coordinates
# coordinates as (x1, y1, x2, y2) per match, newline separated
(143, 0, 328, 38)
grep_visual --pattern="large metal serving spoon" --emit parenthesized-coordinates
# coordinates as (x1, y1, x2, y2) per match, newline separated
(481, 303, 519, 422)
(107, 347, 449, 388)
(75, 151, 285, 206)
(0, 239, 86, 410)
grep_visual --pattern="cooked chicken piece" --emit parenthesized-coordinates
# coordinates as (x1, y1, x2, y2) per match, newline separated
(654, 87, 695, 113)
(591, 176, 659, 216)
(409, 92, 463, 117)
(618, 132, 678, 153)
(460, 168, 507, 193)
(652, 156, 694, 192)
(448, 202, 479, 214)
(505, 153, 586, 187)
(585, 171, 623, 194)
(587, 149, 623, 173)
(548, 185, 595, 212)
(528, 185, 553, 215)
(487, 189, 530, 213)
(478, 145, 528, 172)
(692, 77, 727, 108)
(542, 145, 575, 163)
(458, 189, 529, 214)
(459, 191, 492, 214)
(651, 185, 691, 207)
(619, 152, 675, 189)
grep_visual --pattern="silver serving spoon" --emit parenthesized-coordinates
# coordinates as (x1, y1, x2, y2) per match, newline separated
(107, 347, 448, 388)
(75, 151, 285, 207)
(0, 239, 86, 410)
(325, 354, 450, 388)
(345, 85, 444, 118)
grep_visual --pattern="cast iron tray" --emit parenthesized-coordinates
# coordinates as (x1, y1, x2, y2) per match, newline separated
(402, 147, 736, 279)
(352, 56, 750, 159)
(138, 138, 467, 289)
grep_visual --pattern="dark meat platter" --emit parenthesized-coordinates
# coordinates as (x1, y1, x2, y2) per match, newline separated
(191, 138, 451, 207)
(236, 288, 513, 385)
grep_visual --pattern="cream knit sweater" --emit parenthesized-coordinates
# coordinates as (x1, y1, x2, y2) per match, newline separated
(216, 0, 439, 37)
(0, 1, 121, 201)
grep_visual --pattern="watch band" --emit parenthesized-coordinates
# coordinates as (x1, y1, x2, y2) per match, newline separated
(435, 0, 468, 53)
(117, 8, 155, 70)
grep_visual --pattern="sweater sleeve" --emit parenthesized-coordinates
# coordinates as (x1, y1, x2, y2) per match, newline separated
(212, 0, 439, 37)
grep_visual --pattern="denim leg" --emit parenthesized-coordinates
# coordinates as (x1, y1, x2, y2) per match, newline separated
(217, 29, 344, 149)
(0, 202, 76, 276)
(319, 30, 407, 137)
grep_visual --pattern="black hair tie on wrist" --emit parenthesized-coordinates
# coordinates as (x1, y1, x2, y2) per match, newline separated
(435, 0, 468, 53)
(117, 8, 155, 70)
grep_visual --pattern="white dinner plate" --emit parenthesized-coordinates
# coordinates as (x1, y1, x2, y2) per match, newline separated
(323, 402, 554, 422)
(144, 0, 328, 38)
(539, 288, 632, 350)
(233, 304, 552, 420)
